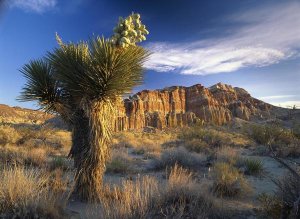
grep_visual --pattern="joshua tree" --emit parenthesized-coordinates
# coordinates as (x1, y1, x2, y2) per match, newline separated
(19, 13, 149, 201)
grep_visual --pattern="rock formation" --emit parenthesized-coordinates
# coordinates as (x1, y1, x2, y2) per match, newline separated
(114, 83, 273, 131)
(0, 83, 279, 130)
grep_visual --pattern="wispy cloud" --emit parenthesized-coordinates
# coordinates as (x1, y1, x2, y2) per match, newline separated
(145, 2, 300, 75)
(10, 0, 57, 13)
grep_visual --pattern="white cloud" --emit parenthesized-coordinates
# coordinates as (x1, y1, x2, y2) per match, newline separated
(259, 95, 296, 101)
(269, 100, 300, 109)
(10, 0, 57, 13)
(145, 2, 300, 75)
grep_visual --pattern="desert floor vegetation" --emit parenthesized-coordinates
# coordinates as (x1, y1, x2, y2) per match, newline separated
(0, 121, 299, 218)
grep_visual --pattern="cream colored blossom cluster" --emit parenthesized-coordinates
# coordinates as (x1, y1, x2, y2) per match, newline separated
(111, 13, 149, 48)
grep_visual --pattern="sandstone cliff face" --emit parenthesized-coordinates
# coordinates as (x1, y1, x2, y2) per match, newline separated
(114, 83, 273, 131)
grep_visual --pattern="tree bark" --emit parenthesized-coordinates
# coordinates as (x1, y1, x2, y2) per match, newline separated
(68, 109, 90, 169)
(74, 101, 114, 201)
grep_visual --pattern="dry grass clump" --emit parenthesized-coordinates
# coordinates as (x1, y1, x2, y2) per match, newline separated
(258, 171, 300, 219)
(0, 146, 25, 166)
(48, 156, 70, 171)
(0, 125, 21, 145)
(0, 167, 67, 218)
(156, 165, 223, 219)
(113, 131, 174, 155)
(0, 124, 71, 169)
(99, 176, 159, 218)
(212, 162, 251, 197)
(98, 165, 225, 219)
(106, 149, 134, 174)
(151, 146, 206, 170)
(178, 125, 251, 154)
(46, 130, 72, 156)
(0, 124, 71, 155)
(215, 146, 240, 165)
(276, 173, 300, 218)
(25, 147, 47, 167)
(0, 146, 47, 168)
(257, 193, 282, 219)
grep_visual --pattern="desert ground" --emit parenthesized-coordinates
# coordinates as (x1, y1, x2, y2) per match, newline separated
(0, 111, 299, 219)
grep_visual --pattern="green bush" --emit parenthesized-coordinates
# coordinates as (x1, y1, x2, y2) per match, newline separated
(243, 158, 264, 176)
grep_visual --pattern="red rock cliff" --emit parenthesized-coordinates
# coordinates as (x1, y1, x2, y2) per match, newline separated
(114, 83, 273, 131)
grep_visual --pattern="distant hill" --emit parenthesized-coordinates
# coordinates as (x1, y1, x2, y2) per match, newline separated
(0, 104, 54, 125)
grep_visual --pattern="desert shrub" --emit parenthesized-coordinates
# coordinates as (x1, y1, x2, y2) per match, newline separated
(49, 156, 70, 171)
(178, 126, 251, 154)
(243, 158, 264, 175)
(254, 145, 269, 156)
(106, 150, 133, 174)
(113, 131, 173, 148)
(258, 171, 300, 219)
(247, 124, 279, 145)
(277, 142, 300, 158)
(0, 146, 25, 166)
(183, 138, 210, 153)
(212, 162, 251, 197)
(0, 125, 21, 145)
(247, 124, 300, 157)
(112, 131, 176, 160)
(276, 173, 300, 218)
(248, 124, 295, 146)
(179, 126, 229, 147)
(47, 169, 69, 195)
(153, 165, 224, 219)
(46, 130, 72, 154)
(151, 146, 206, 170)
(292, 122, 300, 139)
(0, 167, 66, 218)
(98, 165, 226, 219)
(215, 146, 240, 165)
(0, 146, 47, 168)
(16, 125, 55, 145)
(99, 176, 159, 218)
(258, 193, 282, 219)
(24, 147, 47, 167)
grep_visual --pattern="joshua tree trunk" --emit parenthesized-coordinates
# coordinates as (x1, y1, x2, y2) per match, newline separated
(69, 109, 90, 169)
(74, 101, 114, 201)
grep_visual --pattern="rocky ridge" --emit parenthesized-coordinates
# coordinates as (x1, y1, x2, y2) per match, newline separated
(0, 83, 287, 130)
(114, 83, 274, 131)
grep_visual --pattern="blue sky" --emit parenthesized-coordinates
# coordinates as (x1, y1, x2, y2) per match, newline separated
(0, 0, 300, 109)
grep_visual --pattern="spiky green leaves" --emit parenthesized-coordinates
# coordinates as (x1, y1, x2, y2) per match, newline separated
(18, 60, 61, 112)
(111, 13, 149, 48)
(47, 37, 149, 104)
